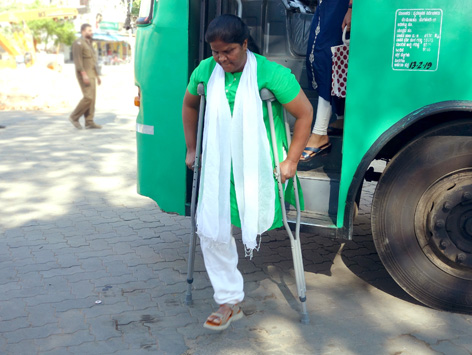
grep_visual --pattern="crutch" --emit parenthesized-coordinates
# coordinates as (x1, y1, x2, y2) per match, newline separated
(260, 88, 309, 324)
(186, 83, 205, 305)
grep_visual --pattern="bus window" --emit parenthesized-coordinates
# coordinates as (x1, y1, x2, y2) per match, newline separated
(136, 0, 155, 25)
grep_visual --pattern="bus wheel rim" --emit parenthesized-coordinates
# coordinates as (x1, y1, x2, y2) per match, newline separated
(415, 168, 472, 280)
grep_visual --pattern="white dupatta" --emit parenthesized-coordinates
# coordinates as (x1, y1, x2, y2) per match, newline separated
(196, 51, 275, 254)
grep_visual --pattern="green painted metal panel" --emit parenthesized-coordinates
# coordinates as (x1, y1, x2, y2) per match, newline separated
(339, 0, 472, 225)
(135, 0, 189, 214)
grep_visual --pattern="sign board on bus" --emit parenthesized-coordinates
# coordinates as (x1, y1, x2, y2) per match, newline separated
(392, 9, 443, 71)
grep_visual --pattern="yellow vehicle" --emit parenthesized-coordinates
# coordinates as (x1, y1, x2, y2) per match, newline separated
(0, 7, 78, 68)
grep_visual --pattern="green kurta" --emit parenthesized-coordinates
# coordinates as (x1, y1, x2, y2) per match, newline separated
(187, 53, 303, 230)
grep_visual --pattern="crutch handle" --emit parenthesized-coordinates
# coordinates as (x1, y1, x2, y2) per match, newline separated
(260, 88, 276, 102)
(197, 82, 205, 96)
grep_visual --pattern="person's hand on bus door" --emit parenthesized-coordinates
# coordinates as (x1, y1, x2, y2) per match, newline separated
(342, 1, 352, 31)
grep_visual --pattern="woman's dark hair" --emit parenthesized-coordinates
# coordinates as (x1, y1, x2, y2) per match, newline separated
(205, 14, 250, 45)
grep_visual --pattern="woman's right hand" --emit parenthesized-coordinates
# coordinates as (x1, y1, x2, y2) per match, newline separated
(342, 5, 352, 31)
(186, 150, 196, 170)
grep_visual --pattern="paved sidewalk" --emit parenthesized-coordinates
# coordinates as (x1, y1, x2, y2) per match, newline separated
(0, 65, 471, 354)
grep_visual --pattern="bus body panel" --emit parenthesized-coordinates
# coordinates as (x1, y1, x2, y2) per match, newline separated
(339, 0, 472, 226)
(135, 0, 189, 214)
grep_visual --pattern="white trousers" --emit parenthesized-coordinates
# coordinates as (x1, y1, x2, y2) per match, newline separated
(312, 96, 344, 135)
(200, 234, 245, 305)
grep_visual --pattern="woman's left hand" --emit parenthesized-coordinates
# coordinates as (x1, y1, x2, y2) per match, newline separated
(278, 159, 298, 184)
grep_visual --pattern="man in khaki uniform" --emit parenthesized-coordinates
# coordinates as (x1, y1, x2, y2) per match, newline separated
(69, 23, 102, 129)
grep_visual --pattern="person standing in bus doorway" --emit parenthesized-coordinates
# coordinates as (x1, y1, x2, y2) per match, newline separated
(182, 15, 313, 331)
(300, 0, 352, 161)
(69, 23, 102, 130)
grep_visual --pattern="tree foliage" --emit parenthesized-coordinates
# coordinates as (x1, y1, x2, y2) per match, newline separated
(0, 1, 76, 50)
(132, 0, 142, 16)
(0, 0, 43, 13)
(27, 19, 76, 49)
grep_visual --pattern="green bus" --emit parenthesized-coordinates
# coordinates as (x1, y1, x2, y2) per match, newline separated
(133, 0, 472, 314)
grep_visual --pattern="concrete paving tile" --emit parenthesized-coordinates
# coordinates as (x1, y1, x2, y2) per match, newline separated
(158, 249, 186, 263)
(131, 222, 163, 230)
(3, 339, 39, 355)
(110, 242, 135, 254)
(51, 296, 98, 312)
(40, 265, 83, 282)
(0, 299, 28, 321)
(4, 229, 25, 238)
(103, 261, 131, 275)
(65, 270, 110, 283)
(99, 253, 136, 264)
(3, 323, 62, 344)
(40, 348, 74, 355)
(31, 249, 56, 263)
(0, 268, 19, 285)
(176, 322, 213, 340)
(0, 317, 31, 333)
(65, 239, 90, 248)
(68, 280, 95, 297)
(125, 292, 152, 308)
(43, 276, 73, 293)
(26, 304, 58, 327)
(86, 314, 121, 341)
(91, 275, 138, 288)
(431, 340, 470, 355)
(41, 242, 70, 252)
(36, 329, 95, 352)
(57, 309, 88, 334)
(147, 311, 194, 331)
(452, 336, 472, 352)
(154, 329, 188, 354)
(67, 338, 126, 354)
(26, 291, 74, 307)
(385, 333, 442, 355)
(119, 323, 155, 348)
(8, 247, 33, 262)
(156, 268, 185, 286)
(81, 301, 134, 319)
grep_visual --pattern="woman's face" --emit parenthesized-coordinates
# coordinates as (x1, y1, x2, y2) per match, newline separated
(210, 39, 248, 73)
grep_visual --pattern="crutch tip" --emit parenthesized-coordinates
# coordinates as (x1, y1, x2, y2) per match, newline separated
(185, 294, 193, 305)
(300, 313, 310, 324)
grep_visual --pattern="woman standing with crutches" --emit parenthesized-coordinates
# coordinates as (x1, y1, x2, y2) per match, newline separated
(182, 14, 313, 331)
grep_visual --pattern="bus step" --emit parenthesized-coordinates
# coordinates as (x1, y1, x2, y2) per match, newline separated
(286, 169, 340, 228)
(286, 208, 337, 229)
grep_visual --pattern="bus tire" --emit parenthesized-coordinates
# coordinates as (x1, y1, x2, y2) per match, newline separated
(371, 119, 472, 313)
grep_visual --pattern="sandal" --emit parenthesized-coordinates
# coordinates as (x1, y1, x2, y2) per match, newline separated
(203, 304, 244, 331)
(300, 142, 332, 162)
